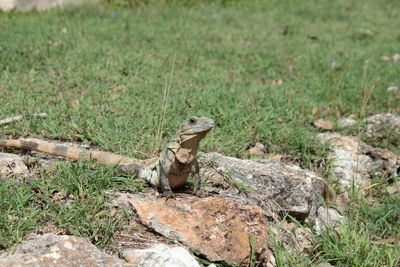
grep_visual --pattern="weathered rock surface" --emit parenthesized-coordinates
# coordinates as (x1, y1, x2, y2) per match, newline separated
(200, 152, 328, 223)
(269, 222, 315, 254)
(122, 244, 200, 267)
(313, 118, 334, 130)
(0, 0, 90, 11)
(0, 234, 129, 267)
(387, 86, 400, 92)
(317, 133, 399, 190)
(0, 152, 29, 176)
(112, 193, 272, 266)
(314, 207, 346, 235)
(337, 117, 357, 128)
(248, 142, 266, 155)
(363, 113, 400, 138)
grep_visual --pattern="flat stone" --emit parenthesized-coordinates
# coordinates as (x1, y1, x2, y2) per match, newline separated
(248, 142, 265, 155)
(0, 234, 129, 267)
(122, 244, 200, 267)
(0, 152, 28, 176)
(269, 222, 315, 254)
(317, 133, 399, 189)
(200, 152, 328, 223)
(313, 119, 334, 130)
(315, 207, 346, 235)
(112, 193, 272, 266)
(363, 113, 400, 138)
(0, 0, 91, 11)
(337, 117, 357, 127)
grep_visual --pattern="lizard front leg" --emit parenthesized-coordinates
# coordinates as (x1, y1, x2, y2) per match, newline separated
(191, 158, 203, 196)
(157, 159, 174, 197)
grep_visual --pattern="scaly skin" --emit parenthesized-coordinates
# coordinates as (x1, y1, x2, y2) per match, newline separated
(0, 117, 214, 195)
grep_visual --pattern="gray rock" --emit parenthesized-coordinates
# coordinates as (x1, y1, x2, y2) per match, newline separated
(0, 233, 130, 267)
(122, 244, 200, 267)
(0, 0, 93, 11)
(269, 221, 315, 254)
(337, 117, 357, 128)
(200, 152, 328, 224)
(317, 262, 335, 267)
(387, 86, 400, 92)
(0, 152, 28, 176)
(315, 207, 345, 235)
(317, 133, 399, 190)
(364, 113, 400, 138)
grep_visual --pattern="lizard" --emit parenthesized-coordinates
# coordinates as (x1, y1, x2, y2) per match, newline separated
(0, 116, 214, 196)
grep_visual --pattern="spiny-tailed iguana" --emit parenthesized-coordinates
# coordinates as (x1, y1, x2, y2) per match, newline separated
(0, 116, 214, 196)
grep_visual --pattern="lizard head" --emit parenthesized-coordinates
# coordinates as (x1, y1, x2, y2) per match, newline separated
(170, 116, 214, 163)
(178, 116, 214, 140)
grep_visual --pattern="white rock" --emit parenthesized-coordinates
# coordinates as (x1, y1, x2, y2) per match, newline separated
(123, 244, 200, 267)
(337, 117, 357, 127)
(0, 152, 28, 176)
(317, 133, 373, 189)
(315, 207, 346, 235)
(0, 234, 128, 266)
(387, 86, 400, 92)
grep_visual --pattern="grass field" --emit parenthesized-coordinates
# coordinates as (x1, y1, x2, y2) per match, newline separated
(0, 0, 399, 266)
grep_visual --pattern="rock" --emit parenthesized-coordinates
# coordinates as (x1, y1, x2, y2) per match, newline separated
(269, 222, 315, 254)
(386, 185, 399, 195)
(315, 207, 346, 235)
(0, 0, 13, 10)
(317, 133, 399, 189)
(393, 53, 400, 62)
(200, 152, 328, 223)
(337, 117, 357, 128)
(122, 244, 200, 267)
(248, 142, 265, 155)
(112, 193, 272, 266)
(313, 119, 334, 130)
(271, 79, 283, 86)
(0, 0, 91, 11)
(0, 234, 129, 267)
(317, 262, 335, 267)
(0, 153, 29, 176)
(363, 113, 400, 138)
(387, 86, 400, 92)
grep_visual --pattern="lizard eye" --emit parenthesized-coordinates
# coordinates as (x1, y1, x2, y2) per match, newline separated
(188, 118, 197, 124)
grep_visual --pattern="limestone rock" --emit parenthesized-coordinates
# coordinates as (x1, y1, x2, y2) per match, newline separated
(317, 262, 335, 267)
(317, 133, 399, 189)
(363, 113, 400, 138)
(269, 222, 315, 254)
(393, 53, 400, 62)
(387, 86, 400, 92)
(0, 0, 91, 11)
(112, 193, 272, 266)
(200, 152, 328, 223)
(337, 117, 357, 128)
(313, 119, 334, 130)
(248, 142, 265, 155)
(122, 244, 200, 267)
(0, 233, 129, 267)
(315, 207, 346, 235)
(0, 152, 29, 176)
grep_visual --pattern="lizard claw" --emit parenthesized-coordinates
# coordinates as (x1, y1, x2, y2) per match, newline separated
(161, 190, 175, 199)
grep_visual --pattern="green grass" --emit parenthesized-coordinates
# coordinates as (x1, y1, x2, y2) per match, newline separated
(0, 161, 143, 249)
(0, 0, 399, 264)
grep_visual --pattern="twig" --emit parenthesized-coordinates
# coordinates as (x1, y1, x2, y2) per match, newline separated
(0, 113, 48, 125)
